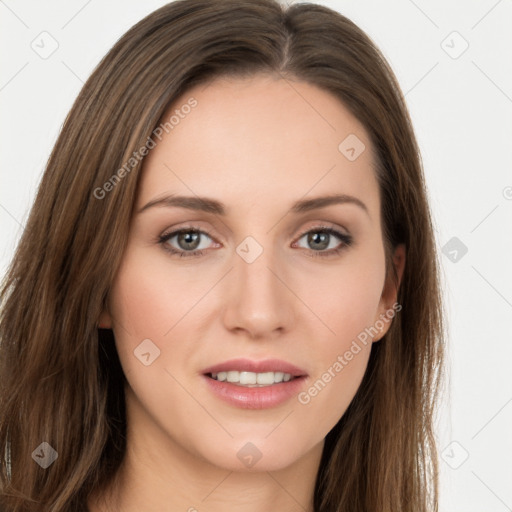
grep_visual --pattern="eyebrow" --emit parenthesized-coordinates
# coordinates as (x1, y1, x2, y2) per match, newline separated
(137, 193, 369, 217)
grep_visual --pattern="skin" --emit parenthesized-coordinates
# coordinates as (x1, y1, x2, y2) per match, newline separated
(91, 74, 405, 512)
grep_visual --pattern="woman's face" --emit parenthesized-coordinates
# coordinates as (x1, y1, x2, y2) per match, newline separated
(101, 74, 404, 473)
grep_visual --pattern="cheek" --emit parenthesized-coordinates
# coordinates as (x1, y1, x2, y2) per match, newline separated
(295, 279, 381, 433)
(296, 341, 371, 445)
(109, 248, 199, 338)
(292, 249, 384, 416)
(300, 248, 385, 342)
(107, 251, 196, 420)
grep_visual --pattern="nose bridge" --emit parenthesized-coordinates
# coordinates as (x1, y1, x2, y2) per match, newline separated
(222, 235, 294, 336)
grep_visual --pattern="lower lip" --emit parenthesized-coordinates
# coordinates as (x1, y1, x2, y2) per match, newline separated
(202, 374, 308, 410)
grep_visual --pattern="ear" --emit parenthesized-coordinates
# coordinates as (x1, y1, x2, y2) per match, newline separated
(98, 307, 112, 329)
(372, 243, 406, 342)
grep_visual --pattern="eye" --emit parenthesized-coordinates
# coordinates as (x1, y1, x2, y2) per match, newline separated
(158, 226, 218, 258)
(158, 224, 353, 258)
(292, 225, 353, 258)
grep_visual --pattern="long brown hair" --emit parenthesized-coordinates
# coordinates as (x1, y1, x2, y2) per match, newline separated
(0, 1, 445, 510)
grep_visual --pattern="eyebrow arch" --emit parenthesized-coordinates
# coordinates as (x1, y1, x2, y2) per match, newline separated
(137, 193, 369, 217)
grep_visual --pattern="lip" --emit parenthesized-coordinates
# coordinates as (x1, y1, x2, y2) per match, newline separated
(201, 358, 308, 377)
(201, 358, 309, 410)
(202, 374, 308, 410)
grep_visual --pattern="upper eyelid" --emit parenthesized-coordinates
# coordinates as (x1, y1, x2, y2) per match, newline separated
(296, 222, 349, 238)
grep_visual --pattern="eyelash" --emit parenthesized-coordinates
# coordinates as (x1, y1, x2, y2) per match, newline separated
(157, 224, 353, 259)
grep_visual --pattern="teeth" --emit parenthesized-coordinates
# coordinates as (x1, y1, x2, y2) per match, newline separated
(210, 371, 295, 386)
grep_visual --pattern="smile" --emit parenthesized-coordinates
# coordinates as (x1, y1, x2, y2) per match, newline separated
(208, 370, 295, 386)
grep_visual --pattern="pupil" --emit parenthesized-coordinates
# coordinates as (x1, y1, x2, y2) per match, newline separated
(179, 231, 200, 250)
(309, 231, 328, 250)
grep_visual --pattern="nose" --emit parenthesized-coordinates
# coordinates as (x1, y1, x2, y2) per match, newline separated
(221, 241, 296, 340)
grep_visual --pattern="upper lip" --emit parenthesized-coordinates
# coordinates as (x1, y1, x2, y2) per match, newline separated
(202, 358, 308, 377)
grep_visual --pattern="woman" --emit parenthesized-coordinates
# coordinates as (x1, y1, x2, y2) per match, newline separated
(0, 0, 445, 510)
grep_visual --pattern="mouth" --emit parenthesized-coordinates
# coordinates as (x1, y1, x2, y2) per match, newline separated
(201, 358, 308, 388)
(205, 370, 301, 387)
(201, 362, 309, 409)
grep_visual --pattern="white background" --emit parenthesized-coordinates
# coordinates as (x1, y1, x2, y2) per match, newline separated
(1, 1, 511, 510)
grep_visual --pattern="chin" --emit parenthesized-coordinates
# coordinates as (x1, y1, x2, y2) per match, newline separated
(195, 435, 314, 473)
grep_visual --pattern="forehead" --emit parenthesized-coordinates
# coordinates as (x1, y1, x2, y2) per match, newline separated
(137, 75, 379, 218)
